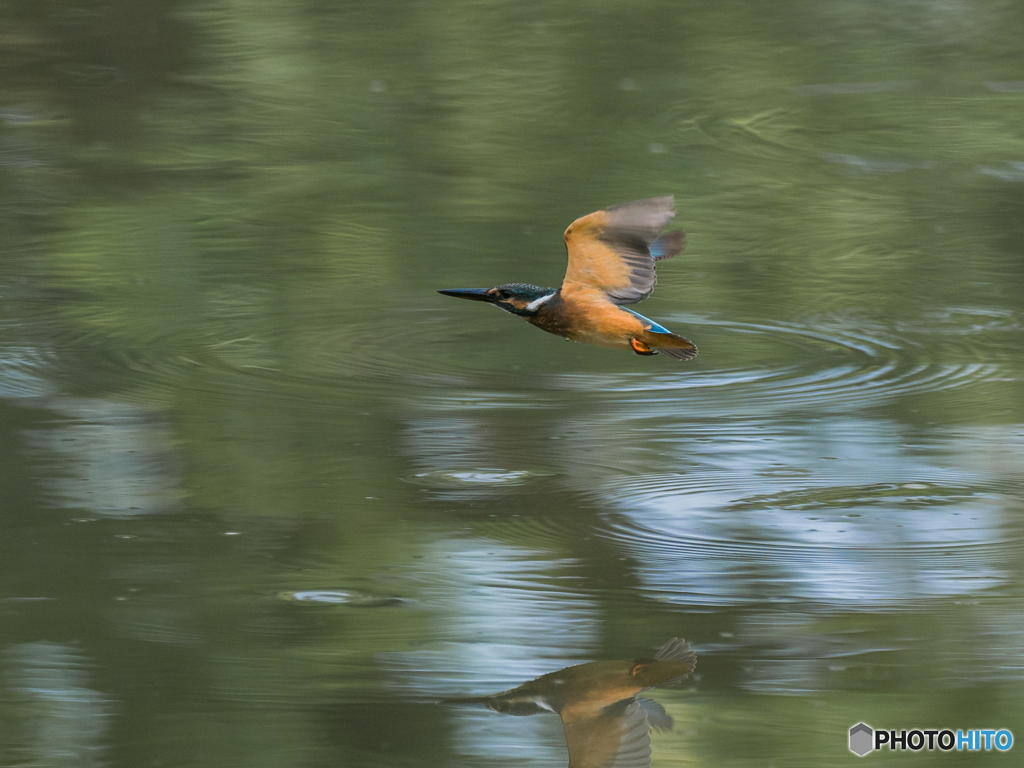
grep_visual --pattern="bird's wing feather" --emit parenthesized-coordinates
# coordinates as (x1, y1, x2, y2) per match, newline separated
(635, 698, 673, 732)
(563, 699, 654, 768)
(562, 196, 684, 305)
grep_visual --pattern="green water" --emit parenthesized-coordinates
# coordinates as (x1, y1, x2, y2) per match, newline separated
(2, 1, 1023, 766)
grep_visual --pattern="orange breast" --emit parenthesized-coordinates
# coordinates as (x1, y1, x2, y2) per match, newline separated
(554, 286, 646, 349)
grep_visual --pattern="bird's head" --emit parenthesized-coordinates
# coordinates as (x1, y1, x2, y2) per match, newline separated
(438, 283, 556, 317)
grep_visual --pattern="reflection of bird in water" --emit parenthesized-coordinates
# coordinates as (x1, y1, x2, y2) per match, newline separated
(442, 637, 696, 768)
(439, 197, 699, 360)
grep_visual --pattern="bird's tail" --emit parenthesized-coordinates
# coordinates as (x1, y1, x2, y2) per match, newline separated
(651, 636, 698, 687)
(653, 637, 696, 666)
(644, 331, 699, 360)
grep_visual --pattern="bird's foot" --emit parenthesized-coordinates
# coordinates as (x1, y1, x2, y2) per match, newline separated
(630, 338, 658, 356)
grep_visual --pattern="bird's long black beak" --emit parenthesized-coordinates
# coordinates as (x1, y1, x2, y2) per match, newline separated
(437, 288, 496, 303)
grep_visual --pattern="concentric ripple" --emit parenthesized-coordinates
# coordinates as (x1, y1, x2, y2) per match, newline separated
(94, 309, 1007, 417)
(551, 314, 1004, 415)
(5, 284, 1012, 419)
(586, 459, 1023, 606)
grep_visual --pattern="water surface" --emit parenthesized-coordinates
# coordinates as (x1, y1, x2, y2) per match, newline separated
(2, 1, 1023, 766)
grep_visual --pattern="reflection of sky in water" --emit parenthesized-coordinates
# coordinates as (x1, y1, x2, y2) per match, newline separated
(0, 345, 58, 399)
(581, 418, 1020, 605)
(27, 398, 180, 517)
(5, 642, 111, 767)
(384, 539, 595, 764)
(404, 402, 1021, 607)
(401, 415, 550, 500)
(386, 539, 597, 692)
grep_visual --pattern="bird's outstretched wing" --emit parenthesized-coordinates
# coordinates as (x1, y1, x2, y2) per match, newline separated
(562, 196, 685, 305)
(562, 698, 657, 768)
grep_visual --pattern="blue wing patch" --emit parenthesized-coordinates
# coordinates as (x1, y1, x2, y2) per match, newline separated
(622, 307, 673, 334)
(649, 230, 685, 262)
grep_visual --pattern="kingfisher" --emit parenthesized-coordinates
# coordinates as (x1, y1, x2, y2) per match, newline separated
(442, 637, 696, 768)
(439, 196, 698, 360)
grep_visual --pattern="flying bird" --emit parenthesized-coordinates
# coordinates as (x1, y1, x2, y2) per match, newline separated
(439, 196, 698, 360)
(442, 637, 697, 768)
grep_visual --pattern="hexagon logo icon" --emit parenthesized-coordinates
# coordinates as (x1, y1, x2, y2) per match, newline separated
(849, 722, 875, 757)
